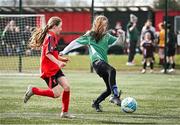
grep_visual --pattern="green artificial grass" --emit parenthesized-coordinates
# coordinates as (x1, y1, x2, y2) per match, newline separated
(0, 54, 180, 72)
(0, 71, 180, 124)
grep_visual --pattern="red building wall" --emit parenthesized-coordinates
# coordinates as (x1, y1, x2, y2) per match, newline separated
(155, 10, 180, 31)
(41, 11, 180, 41)
(41, 12, 91, 43)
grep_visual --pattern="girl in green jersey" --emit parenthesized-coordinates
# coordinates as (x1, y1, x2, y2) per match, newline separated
(61, 15, 122, 112)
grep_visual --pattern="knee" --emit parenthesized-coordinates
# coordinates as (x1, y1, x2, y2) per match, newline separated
(63, 85, 70, 91)
(110, 67, 116, 74)
(107, 67, 116, 76)
(53, 91, 61, 98)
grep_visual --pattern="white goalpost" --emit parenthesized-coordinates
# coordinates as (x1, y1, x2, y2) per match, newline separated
(0, 14, 46, 73)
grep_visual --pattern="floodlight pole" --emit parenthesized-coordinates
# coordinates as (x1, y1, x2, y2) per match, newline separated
(164, 0, 168, 74)
(90, 0, 94, 73)
(91, 0, 94, 23)
(19, 0, 22, 14)
(18, 0, 22, 72)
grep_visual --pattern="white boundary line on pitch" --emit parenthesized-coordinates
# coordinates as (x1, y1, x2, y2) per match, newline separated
(0, 73, 39, 76)
(1, 112, 180, 119)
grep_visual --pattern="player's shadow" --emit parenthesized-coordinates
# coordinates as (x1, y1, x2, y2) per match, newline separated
(100, 113, 180, 124)
(82, 112, 180, 124)
(75, 113, 156, 124)
(133, 113, 180, 118)
(100, 121, 156, 124)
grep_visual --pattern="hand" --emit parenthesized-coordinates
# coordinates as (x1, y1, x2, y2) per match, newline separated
(57, 61, 66, 68)
(133, 23, 136, 27)
(58, 55, 70, 62)
(61, 57, 70, 62)
(59, 51, 64, 56)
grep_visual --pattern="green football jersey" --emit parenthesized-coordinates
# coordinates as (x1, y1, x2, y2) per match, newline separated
(76, 33, 117, 63)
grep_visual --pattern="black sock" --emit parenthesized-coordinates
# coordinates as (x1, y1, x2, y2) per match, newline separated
(94, 90, 111, 104)
(143, 62, 147, 69)
(150, 62, 154, 69)
(163, 62, 170, 69)
(159, 59, 164, 65)
(167, 62, 170, 69)
(172, 63, 175, 69)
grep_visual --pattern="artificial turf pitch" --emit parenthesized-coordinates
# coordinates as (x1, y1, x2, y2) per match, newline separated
(0, 71, 180, 124)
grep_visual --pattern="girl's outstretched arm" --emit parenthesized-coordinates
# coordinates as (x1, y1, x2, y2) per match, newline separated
(60, 39, 84, 55)
(108, 33, 125, 48)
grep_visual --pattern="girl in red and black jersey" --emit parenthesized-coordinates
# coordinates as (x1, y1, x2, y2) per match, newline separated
(140, 31, 155, 73)
(24, 16, 75, 118)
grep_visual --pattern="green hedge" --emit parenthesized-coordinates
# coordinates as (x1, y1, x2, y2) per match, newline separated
(0, 54, 180, 72)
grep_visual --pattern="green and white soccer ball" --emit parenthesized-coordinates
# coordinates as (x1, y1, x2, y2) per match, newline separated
(121, 97, 137, 113)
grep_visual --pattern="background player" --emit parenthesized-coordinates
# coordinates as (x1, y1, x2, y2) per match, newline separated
(140, 31, 155, 73)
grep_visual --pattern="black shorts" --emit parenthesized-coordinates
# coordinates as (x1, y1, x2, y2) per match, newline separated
(167, 48, 175, 57)
(143, 54, 154, 58)
(43, 70, 65, 89)
(93, 60, 113, 77)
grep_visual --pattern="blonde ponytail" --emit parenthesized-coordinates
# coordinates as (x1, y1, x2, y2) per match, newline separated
(29, 16, 62, 49)
(91, 15, 108, 42)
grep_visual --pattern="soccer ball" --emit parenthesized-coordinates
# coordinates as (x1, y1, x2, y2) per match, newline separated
(121, 97, 137, 113)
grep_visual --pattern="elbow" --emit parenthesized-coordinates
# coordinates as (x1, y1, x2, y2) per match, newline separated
(45, 52, 52, 58)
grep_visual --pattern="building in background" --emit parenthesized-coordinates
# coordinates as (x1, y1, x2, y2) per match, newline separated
(0, 0, 180, 53)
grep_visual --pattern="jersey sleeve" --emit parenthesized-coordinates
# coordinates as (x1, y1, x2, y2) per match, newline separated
(127, 23, 133, 32)
(60, 39, 84, 55)
(108, 33, 117, 45)
(127, 23, 130, 30)
(46, 36, 56, 54)
(76, 35, 89, 45)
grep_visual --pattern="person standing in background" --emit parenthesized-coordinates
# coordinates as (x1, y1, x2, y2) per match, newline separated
(110, 21, 125, 46)
(140, 31, 155, 73)
(161, 23, 177, 73)
(140, 19, 157, 65)
(1, 20, 18, 56)
(140, 19, 156, 42)
(158, 22, 165, 65)
(126, 14, 139, 66)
